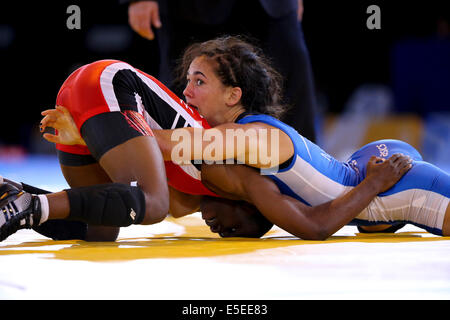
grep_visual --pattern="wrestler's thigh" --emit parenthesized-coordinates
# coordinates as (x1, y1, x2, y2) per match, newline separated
(383, 161, 450, 235)
(60, 162, 112, 187)
(98, 135, 169, 224)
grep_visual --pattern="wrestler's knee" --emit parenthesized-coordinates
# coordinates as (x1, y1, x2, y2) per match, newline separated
(141, 187, 169, 225)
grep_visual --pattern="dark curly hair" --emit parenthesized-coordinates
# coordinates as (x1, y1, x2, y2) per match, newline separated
(175, 35, 288, 119)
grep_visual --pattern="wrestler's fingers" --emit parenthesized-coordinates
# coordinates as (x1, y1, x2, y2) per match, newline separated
(41, 109, 55, 116)
(395, 156, 412, 169)
(40, 115, 57, 132)
(401, 162, 413, 173)
(389, 153, 409, 163)
(41, 109, 72, 127)
(41, 111, 62, 123)
(40, 115, 60, 130)
(41, 112, 58, 123)
(369, 155, 385, 164)
(42, 133, 61, 144)
(55, 105, 70, 115)
(386, 153, 398, 164)
(41, 109, 58, 116)
(398, 158, 413, 173)
(392, 157, 413, 177)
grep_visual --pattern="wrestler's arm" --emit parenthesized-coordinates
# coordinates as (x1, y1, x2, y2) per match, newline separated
(168, 186, 202, 218)
(40, 108, 292, 168)
(154, 123, 293, 168)
(202, 154, 412, 240)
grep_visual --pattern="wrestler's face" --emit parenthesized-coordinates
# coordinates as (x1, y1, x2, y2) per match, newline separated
(183, 56, 233, 126)
(200, 197, 273, 238)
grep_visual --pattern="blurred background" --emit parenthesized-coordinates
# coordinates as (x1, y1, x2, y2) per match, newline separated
(0, 0, 449, 187)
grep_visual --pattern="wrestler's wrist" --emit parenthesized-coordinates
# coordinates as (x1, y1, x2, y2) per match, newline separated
(361, 175, 385, 195)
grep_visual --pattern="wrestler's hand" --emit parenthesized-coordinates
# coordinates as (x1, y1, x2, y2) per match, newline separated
(40, 105, 87, 146)
(365, 153, 413, 193)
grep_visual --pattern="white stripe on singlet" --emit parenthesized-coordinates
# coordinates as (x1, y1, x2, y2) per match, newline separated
(357, 189, 448, 231)
(171, 112, 181, 129)
(274, 154, 352, 205)
(98, 62, 202, 181)
(99, 62, 202, 128)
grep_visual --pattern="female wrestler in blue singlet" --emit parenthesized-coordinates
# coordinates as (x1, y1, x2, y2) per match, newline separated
(138, 36, 446, 239)
(236, 113, 449, 235)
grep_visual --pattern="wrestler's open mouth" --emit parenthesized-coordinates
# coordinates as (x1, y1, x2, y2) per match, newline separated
(188, 103, 199, 111)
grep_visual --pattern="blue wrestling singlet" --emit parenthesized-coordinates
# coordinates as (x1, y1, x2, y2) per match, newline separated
(237, 114, 450, 235)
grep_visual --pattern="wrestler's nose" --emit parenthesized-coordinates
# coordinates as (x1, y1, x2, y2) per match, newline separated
(183, 82, 193, 99)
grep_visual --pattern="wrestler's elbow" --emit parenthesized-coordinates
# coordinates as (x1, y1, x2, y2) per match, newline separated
(303, 230, 329, 241)
(169, 204, 196, 218)
(283, 203, 332, 240)
(294, 224, 330, 241)
(153, 131, 173, 160)
(309, 230, 330, 241)
(157, 142, 172, 161)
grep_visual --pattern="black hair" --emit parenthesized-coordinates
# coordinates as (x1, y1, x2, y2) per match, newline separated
(175, 35, 288, 119)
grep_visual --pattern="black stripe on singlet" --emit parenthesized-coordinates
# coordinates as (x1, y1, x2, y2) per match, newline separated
(111, 69, 189, 130)
(110, 70, 201, 170)
(174, 117, 187, 128)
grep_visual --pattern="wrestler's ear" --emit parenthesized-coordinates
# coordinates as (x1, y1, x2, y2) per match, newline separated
(225, 86, 242, 107)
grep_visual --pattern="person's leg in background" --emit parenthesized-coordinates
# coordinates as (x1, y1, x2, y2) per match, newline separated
(264, 13, 317, 142)
(228, 0, 318, 142)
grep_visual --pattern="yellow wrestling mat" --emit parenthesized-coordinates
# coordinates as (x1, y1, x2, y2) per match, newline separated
(1, 213, 450, 300)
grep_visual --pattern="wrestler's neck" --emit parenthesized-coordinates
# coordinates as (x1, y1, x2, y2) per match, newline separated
(221, 104, 246, 125)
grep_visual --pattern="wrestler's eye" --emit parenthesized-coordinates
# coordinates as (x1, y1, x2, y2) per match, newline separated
(196, 79, 204, 86)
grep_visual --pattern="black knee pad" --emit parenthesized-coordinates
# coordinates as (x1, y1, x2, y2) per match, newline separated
(66, 183, 146, 227)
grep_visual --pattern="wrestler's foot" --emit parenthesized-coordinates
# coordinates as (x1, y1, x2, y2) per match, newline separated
(0, 182, 41, 241)
(0, 174, 23, 190)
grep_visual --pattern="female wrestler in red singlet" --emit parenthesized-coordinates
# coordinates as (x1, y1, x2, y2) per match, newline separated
(45, 59, 216, 240)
